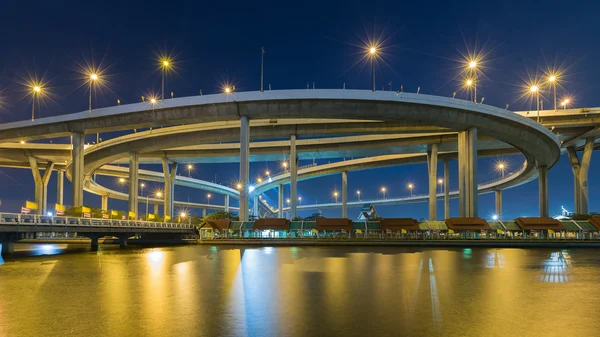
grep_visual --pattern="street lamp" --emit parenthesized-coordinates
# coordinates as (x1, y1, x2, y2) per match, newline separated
(380, 186, 386, 199)
(298, 196, 302, 205)
(89, 73, 98, 112)
(548, 75, 557, 111)
(356, 190, 361, 201)
(530, 85, 541, 123)
(186, 163, 193, 177)
(286, 198, 290, 204)
(236, 183, 242, 190)
(497, 162, 507, 178)
(161, 59, 170, 101)
(468, 60, 477, 103)
(31, 85, 42, 121)
(407, 183, 414, 197)
(561, 98, 570, 110)
(257, 177, 262, 183)
(465, 79, 474, 102)
(437, 178, 443, 193)
(368, 46, 378, 91)
(207, 193, 211, 205)
(333, 191, 339, 203)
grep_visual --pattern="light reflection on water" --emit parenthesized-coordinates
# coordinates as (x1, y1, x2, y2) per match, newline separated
(1, 246, 600, 337)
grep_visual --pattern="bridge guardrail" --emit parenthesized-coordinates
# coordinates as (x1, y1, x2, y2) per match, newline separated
(0, 213, 194, 230)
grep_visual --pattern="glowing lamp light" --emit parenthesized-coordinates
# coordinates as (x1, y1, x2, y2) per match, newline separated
(549, 75, 556, 82)
(180, 212, 186, 218)
(369, 47, 377, 54)
(33, 86, 41, 93)
(150, 98, 157, 104)
(530, 85, 539, 93)
(119, 178, 125, 183)
(162, 60, 170, 67)
(224, 87, 231, 94)
(469, 60, 477, 68)
(248, 186, 255, 192)
(20, 140, 25, 144)
(236, 183, 242, 189)
(47, 211, 53, 216)
(466, 79, 473, 86)
(90, 73, 98, 81)
(492, 215, 498, 221)
(257, 177, 263, 183)
(438, 178, 443, 184)
(156, 192, 162, 197)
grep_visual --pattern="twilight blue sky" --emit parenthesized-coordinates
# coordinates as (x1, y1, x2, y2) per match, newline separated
(0, 0, 598, 219)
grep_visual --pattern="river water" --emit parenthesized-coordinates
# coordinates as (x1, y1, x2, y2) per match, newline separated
(1, 244, 599, 337)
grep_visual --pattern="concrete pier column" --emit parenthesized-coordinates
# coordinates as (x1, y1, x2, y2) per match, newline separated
(290, 135, 298, 220)
(118, 236, 128, 248)
(153, 203, 159, 215)
(278, 184, 284, 218)
(56, 169, 64, 206)
(538, 166, 549, 217)
(28, 157, 55, 214)
(579, 139, 594, 214)
(224, 195, 230, 213)
(341, 171, 348, 218)
(101, 195, 108, 211)
(239, 115, 250, 221)
(202, 208, 207, 217)
(71, 132, 85, 208)
(567, 147, 582, 214)
(128, 152, 139, 218)
(427, 144, 438, 220)
(458, 128, 478, 217)
(495, 190, 502, 220)
(161, 158, 178, 219)
(253, 195, 259, 219)
(444, 160, 450, 219)
(1, 241, 14, 255)
(90, 235, 99, 251)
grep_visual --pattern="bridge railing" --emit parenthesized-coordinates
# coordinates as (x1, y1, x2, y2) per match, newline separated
(0, 213, 194, 230)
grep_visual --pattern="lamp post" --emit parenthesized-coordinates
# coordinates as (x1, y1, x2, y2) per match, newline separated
(465, 79, 473, 102)
(333, 191, 339, 203)
(561, 99, 570, 110)
(161, 59, 170, 101)
(381, 187, 386, 199)
(207, 193, 211, 205)
(369, 47, 377, 91)
(497, 163, 506, 178)
(186, 163, 193, 177)
(548, 75, 557, 110)
(530, 85, 540, 123)
(88, 73, 101, 143)
(356, 190, 361, 201)
(298, 196, 302, 206)
(407, 183, 414, 197)
(31, 85, 41, 121)
(468, 61, 477, 103)
(438, 178, 443, 193)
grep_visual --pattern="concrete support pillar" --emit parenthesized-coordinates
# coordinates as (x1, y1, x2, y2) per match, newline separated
(253, 195, 259, 219)
(341, 171, 348, 218)
(579, 138, 594, 214)
(538, 166, 549, 217)
(56, 169, 64, 206)
(427, 144, 438, 220)
(444, 160, 450, 219)
(29, 157, 55, 214)
(224, 195, 230, 213)
(278, 184, 284, 218)
(153, 203, 159, 215)
(567, 147, 582, 214)
(458, 128, 478, 217)
(90, 235, 99, 251)
(495, 190, 502, 220)
(161, 158, 178, 219)
(239, 115, 250, 221)
(119, 236, 128, 248)
(290, 134, 297, 220)
(1, 241, 14, 255)
(101, 195, 108, 211)
(202, 208, 207, 217)
(128, 152, 139, 218)
(71, 132, 85, 207)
